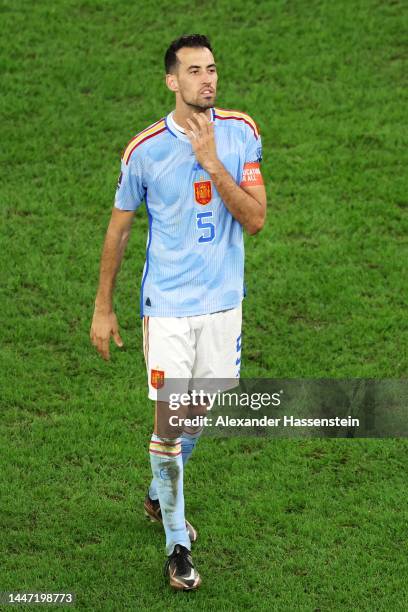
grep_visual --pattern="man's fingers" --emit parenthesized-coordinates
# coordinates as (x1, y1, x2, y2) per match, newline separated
(90, 312, 123, 360)
(186, 118, 199, 139)
(93, 331, 122, 359)
(200, 114, 212, 136)
(191, 115, 205, 135)
(113, 332, 124, 348)
(187, 116, 205, 136)
(101, 341, 110, 361)
(97, 337, 110, 360)
(192, 114, 204, 130)
(194, 113, 211, 133)
(188, 114, 213, 142)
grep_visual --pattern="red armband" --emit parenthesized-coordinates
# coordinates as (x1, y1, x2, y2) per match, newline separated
(240, 162, 264, 187)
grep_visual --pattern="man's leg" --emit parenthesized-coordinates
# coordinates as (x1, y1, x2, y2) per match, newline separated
(146, 402, 205, 544)
(142, 315, 201, 589)
(149, 407, 204, 500)
(143, 313, 193, 508)
(148, 401, 190, 555)
(149, 401, 201, 590)
(148, 428, 202, 500)
(180, 425, 204, 464)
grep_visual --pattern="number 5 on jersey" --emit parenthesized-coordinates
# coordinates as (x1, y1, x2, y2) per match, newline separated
(196, 211, 215, 243)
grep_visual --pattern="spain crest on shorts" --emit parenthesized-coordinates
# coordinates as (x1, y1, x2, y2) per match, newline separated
(151, 368, 165, 389)
(194, 179, 212, 205)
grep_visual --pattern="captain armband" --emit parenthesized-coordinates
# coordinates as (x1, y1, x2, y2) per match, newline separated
(240, 162, 264, 187)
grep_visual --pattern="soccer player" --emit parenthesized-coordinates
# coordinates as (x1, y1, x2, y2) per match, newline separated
(90, 34, 266, 590)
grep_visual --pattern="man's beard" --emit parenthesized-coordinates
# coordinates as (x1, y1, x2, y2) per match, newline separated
(180, 90, 216, 111)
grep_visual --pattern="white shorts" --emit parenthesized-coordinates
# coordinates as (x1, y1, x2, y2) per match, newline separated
(143, 304, 242, 401)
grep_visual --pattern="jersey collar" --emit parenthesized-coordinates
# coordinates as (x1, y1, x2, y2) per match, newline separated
(165, 108, 215, 141)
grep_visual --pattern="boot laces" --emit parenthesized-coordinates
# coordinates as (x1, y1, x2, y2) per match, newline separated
(164, 545, 193, 577)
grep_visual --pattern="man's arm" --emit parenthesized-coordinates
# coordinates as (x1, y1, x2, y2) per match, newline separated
(186, 113, 266, 235)
(206, 163, 266, 235)
(90, 207, 135, 360)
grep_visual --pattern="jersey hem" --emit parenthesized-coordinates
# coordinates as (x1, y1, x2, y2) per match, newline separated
(140, 297, 244, 319)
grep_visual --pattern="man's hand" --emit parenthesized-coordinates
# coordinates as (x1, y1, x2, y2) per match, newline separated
(186, 113, 266, 235)
(186, 113, 220, 174)
(90, 307, 123, 361)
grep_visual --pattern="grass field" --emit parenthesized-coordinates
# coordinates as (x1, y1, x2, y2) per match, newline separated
(1, 0, 408, 609)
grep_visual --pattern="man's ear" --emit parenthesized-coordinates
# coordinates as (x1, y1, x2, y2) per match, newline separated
(166, 73, 179, 93)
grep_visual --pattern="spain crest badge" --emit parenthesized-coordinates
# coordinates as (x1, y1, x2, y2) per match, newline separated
(194, 178, 212, 205)
(151, 369, 165, 389)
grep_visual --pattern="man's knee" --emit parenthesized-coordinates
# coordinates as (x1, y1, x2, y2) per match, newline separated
(154, 400, 187, 438)
(188, 401, 209, 420)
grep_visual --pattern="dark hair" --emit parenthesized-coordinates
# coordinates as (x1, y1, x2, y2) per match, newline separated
(164, 34, 212, 73)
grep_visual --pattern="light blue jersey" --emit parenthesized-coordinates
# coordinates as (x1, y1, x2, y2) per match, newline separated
(115, 106, 262, 317)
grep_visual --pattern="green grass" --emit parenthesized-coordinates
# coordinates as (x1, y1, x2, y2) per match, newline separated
(1, 0, 408, 609)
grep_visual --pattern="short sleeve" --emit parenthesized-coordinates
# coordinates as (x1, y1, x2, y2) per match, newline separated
(244, 124, 263, 165)
(114, 152, 146, 211)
